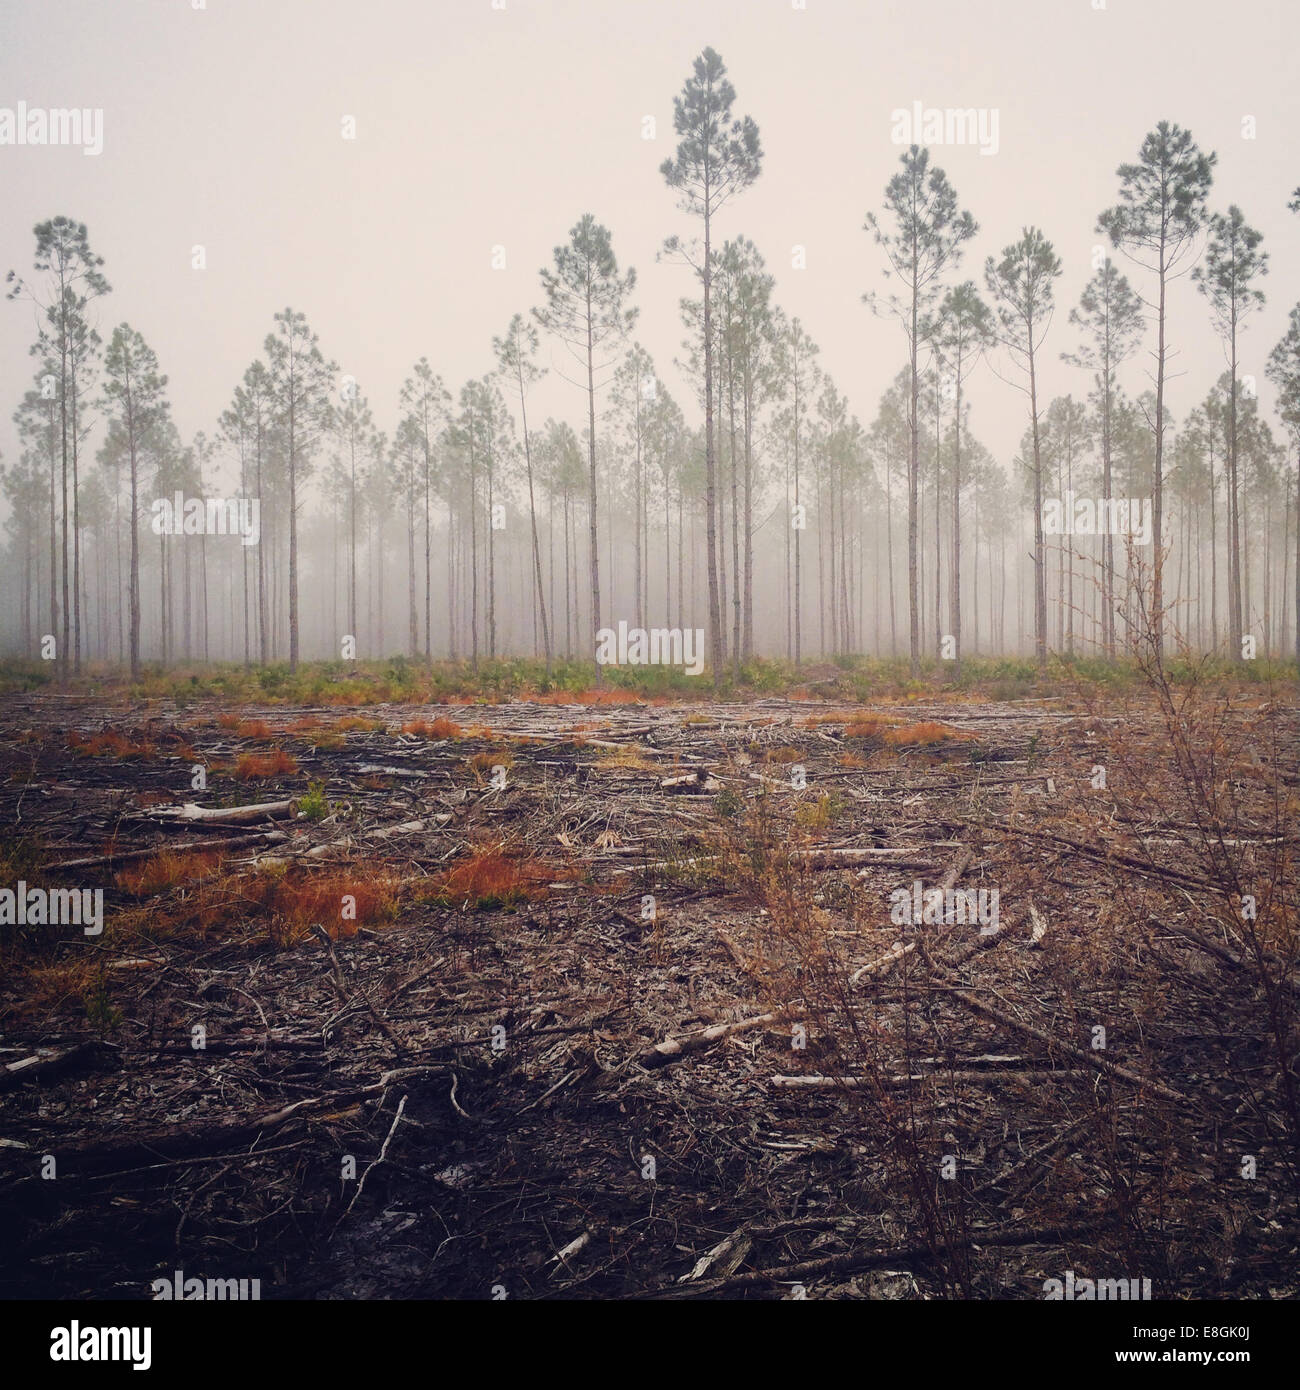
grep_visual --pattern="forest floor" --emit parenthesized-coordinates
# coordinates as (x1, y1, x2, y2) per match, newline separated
(0, 679, 1297, 1299)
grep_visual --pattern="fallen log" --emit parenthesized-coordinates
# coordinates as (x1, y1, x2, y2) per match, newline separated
(852, 847, 975, 984)
(793, 845, 956, 868)
(638, 1008, 793, 1070)
(770, 1066, 1082, 1088)
(660, 771, 723, 792)
(851, 940, 915, 983)
(0, 1040, 118, 1093)
(45, 830, 289, 872)
(367, 817, 450, 840)
(148, 799, 297, 825)
(511, 730, 675, 756)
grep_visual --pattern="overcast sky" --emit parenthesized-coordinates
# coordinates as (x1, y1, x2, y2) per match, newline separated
(2, 0, 1297, 488)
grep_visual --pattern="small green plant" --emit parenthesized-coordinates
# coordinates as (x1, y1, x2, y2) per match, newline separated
(299, 780, 329, 821)
(84, 976, 123, 1034)
(794, 792, 841, 830)
(714, 789, 742, 819)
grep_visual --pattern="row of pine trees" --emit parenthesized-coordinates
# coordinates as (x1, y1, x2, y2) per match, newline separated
(3, 51, 1299, 683)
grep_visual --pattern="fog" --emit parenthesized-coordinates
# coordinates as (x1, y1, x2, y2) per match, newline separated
(2, 0, 1298, 674)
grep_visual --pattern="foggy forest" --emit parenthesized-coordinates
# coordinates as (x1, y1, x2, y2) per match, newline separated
(3, 103, 1300, 680)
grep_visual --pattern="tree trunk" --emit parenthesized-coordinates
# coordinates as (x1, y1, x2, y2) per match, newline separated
(586, 295, 602, 683)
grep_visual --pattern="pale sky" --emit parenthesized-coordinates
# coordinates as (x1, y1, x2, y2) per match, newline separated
(2, 0, 1298, 487)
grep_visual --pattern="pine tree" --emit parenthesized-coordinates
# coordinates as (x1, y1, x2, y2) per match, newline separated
(101, 325, 169, 680)
(660, 48, 762, 686)
(865, 148, 976, 677)
(1099, 123, 1216, 662)
(986, 228, 1063, 668)
(264, 309, 336, 673)
(1194, 206, 1268, 660)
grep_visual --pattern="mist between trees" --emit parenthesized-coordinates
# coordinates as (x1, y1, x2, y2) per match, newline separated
(3, 52, 1299, 688)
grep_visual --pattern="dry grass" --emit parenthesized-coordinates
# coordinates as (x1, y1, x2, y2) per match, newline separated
(115, 850, 227, 897)
(303, 729, 345, 751)
(426, 846, 563, 909)
(882, 720, 971, 746)
(233, 748, 299, 780)
(403, 717, 463, 739)
(468, 749, 513, 775)
(109, 856, 405, 947)
(19, 958, 101, 1018)
(67, 731, 156, 760)
(257, 869, 403, 945)
(528, 687, 643, 706)
(596, 746, 655, 771)
(843, 713, 897, 739)
(793, 793, 836, 830)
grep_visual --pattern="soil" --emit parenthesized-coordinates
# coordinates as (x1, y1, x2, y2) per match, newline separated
(0, 690, 1296, 1299)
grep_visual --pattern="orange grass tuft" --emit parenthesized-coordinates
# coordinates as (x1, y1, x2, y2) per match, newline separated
(68, 730, 155, 759)
(402, 717, 463, 739)
(883, 721, 970, 747)
(844, 713, 896, 739)
(427, 847, 562, 909)
(468, 749, 512, 773)
(233, 748, 299, 780)
(116, 850, 227, 897)
(797, 711, 853, 728)
(528, 687, 641, 707)
(259, 870, 403, 943)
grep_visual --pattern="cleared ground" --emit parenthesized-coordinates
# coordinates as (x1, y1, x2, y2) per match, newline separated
(0, 687, 1296, 1298)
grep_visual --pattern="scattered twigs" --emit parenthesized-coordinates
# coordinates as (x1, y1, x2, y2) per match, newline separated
(927, 983, 1188, 1106)
(643, 1221, 1103, 1299)
(338, 1093, 408, 1223)
(311, 924, 406, 1058)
